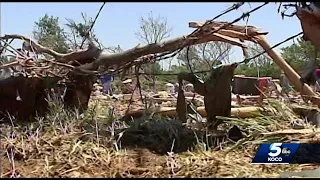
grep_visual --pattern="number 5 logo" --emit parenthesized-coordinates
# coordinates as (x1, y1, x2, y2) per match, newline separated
(268, 143, 282, 157)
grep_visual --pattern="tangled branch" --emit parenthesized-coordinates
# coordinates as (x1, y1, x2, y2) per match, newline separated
(0, 2, 273, 80)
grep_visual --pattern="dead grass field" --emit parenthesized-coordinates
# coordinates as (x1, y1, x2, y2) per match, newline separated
(1, 97, 319, 178)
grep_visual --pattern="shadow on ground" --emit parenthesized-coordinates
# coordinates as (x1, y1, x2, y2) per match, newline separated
(1, 115, 244, 156)
(115, 118, 243, 155)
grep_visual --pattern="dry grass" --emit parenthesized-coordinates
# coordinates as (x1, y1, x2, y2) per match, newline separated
(1, 97, 320, 178)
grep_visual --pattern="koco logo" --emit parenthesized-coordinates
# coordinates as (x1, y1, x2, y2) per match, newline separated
(267, 143, 291, 162)
(269, 143, 282, 157)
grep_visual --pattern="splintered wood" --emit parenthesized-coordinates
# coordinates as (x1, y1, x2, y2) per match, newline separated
(188, 20, 320, 108)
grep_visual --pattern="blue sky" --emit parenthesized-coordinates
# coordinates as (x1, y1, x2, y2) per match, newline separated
(1, 2, 302, 68)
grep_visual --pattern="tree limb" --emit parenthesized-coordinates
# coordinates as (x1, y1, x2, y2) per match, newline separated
(189, 21, 268, 36)
(75, 32, 247, 71)
(0, 34, 65, 58)
(0, 34, 103, 66)
(2, 19, 258, 75)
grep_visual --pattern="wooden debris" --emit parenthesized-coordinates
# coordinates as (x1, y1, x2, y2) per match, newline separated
(189, 21, 268, 36)
(262, 128, 320, 135)
(124, 106, 267, 120)
(196, 106, 264, 118)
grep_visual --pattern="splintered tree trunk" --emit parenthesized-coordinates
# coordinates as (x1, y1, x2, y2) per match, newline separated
(255, 35, 320, 107)
(296, 8, 320, 51)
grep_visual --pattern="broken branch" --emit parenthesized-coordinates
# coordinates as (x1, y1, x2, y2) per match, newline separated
(76, 32, 247, 71)
(0, 34, 65, 58)
(189, 21, 268, 36)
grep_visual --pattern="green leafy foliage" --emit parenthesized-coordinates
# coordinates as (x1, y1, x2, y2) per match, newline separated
(233, 40, 316, 79)
(160, 38, 316, 81)
(33, 14, 69, 53)
(280, 37, 317, 73)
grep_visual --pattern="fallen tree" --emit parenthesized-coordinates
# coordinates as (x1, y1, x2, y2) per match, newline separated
(0, 30, 248, 73)
(1, 3, 320, 121)
(0, 20, 252, 121)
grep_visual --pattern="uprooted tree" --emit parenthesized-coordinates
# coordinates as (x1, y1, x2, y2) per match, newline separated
(1, 2, 320, 122)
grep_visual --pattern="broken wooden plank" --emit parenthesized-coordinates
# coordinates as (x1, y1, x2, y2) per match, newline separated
(196, 106, 264, 118)
(147, 97, 202, 103)
(262, 128, 320, 135)
(123, 106, 267, 120)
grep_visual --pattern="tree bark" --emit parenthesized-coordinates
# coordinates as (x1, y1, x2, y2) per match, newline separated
(1, 31, 247, 72)
(75, 33, 247, 71)
(296, 7, 320, 50)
